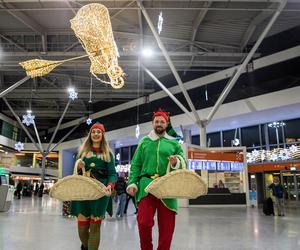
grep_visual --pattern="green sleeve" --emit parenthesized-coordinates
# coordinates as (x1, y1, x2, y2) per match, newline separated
(107, 152, 117, 184)
(128, 141, 143, 186)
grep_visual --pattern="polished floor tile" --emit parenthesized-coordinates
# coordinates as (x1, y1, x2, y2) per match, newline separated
(0, 196, 299, 250)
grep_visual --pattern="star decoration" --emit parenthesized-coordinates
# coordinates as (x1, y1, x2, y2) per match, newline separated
(270, 153, 278, 162)
(157, 12, 163, 35)
(86, 118, 92, 125)
(233, 138, 240, 146)
(116, 153, 121, 161)
(135, 124, 140, 139)
(22, 113, 35, 126)
(289, 145, 298, 153)
(14, 141, 24, 152)
(261, 151, 266, 161)
(246, 152, 255, 163)
(69, 90, 78, 100)
(252, 149, 259, 158)
(279, 149, 291, 161)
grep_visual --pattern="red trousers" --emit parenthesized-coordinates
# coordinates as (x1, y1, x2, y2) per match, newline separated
(137, 194, 176, 250)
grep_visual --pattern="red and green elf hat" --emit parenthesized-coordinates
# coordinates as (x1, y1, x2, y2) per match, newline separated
(152, 108, 170, 123)
(90, 122, 105, 133)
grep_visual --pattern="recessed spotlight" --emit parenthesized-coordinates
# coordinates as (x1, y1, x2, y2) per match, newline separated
(142, 48, 154, 57)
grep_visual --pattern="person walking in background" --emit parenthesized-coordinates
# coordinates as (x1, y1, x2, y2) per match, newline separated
(115, 172, 127, 219)
(16, 181, 23, 199)
(38, 182, 44, 197)
(269, 176, 285, 216)
(124, 192, 138, 215)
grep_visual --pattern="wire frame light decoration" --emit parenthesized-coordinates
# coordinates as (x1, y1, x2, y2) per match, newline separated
(70, 3, 125, 89)
(19, 3, 125, 89)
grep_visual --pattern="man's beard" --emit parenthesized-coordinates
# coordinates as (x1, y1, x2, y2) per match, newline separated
(154, 126, 166, 135)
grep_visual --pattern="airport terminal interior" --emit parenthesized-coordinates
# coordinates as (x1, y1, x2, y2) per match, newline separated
(0, 0, 300, 249)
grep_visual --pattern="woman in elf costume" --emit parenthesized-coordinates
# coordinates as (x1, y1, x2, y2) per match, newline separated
(71, 123, 117, 250)
(127, 109, 187, 250)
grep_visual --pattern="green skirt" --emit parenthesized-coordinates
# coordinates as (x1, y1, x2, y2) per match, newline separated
(70, 177, 113, 218)
(71, 196, 113, 218)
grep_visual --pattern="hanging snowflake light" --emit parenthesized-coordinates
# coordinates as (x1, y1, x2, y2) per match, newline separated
(289, 145, 298, 153)
(232, 138, 240, 146)
(246, 152, 255, 164)
(86, 118, 92, 125)
(135, 124, 140, 139)
(116, 153, 121, 161)
(270, 153, 278, 162)
(157, 11, 163, 34)
(261, 150, 266, 161)
(68, 88, 78, 101)
(252, 149, 259, 158)
(14, 141, 24, 152)
(279, 149, 291, 161)
(22, 113, 35, 126)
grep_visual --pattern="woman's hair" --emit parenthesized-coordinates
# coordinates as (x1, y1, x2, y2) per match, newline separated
(78, 130, 111, 162)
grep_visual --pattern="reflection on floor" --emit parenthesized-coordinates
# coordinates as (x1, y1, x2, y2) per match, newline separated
(0, 196, 300, 250)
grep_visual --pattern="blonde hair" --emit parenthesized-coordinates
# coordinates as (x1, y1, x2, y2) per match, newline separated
(78, 130, 111, 162)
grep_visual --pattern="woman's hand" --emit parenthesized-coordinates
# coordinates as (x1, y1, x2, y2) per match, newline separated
(106, 185, 112, 196)
(77, 159, 85, 170)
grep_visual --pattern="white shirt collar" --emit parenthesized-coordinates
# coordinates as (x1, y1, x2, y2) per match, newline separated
(147, 130, 175, 141)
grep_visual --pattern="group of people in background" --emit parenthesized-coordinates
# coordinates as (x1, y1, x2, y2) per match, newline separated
(14, 181, 44, 199)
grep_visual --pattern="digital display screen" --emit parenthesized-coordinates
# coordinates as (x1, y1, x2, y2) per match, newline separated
(218, 162, 231, 171)
(189, 160, 244, 172)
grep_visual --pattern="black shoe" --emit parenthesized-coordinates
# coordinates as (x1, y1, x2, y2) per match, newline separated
(81, 244, 88, 250)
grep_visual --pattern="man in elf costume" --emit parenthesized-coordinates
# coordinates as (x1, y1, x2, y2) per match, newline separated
(127, 109, 187, 250)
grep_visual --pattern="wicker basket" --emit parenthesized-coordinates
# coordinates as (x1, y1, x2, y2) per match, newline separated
(145, 155, 207, 199)
(50, 165, 108, 202)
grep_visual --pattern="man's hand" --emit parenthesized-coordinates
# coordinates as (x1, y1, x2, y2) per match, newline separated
(127, 187, 137, 197)
(169, 156, 178, 166)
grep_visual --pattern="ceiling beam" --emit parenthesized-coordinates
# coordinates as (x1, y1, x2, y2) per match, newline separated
(240, 2, 279, 49)
(0, 0, 284, 3)
(0, 33, 27, 52)
(47, 44, 300, 133)
(186, 1, 212, 72)
(0, 30, 241, 49)
(0, 2, 47, 52)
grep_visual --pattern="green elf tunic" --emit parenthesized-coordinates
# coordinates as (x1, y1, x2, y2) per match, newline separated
(127, 130, 187, 213)
(71, 150, 117, 218)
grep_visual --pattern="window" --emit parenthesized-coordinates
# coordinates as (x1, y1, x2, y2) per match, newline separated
(268, 124, 283, 145)
(241, 126, 260, 147)
(191, 135, 200, 145)
(223, 130, 235, 147)
(207, 132, 221, 147)
(284, 118, 300, 143)
(121, 147, 129, 164)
